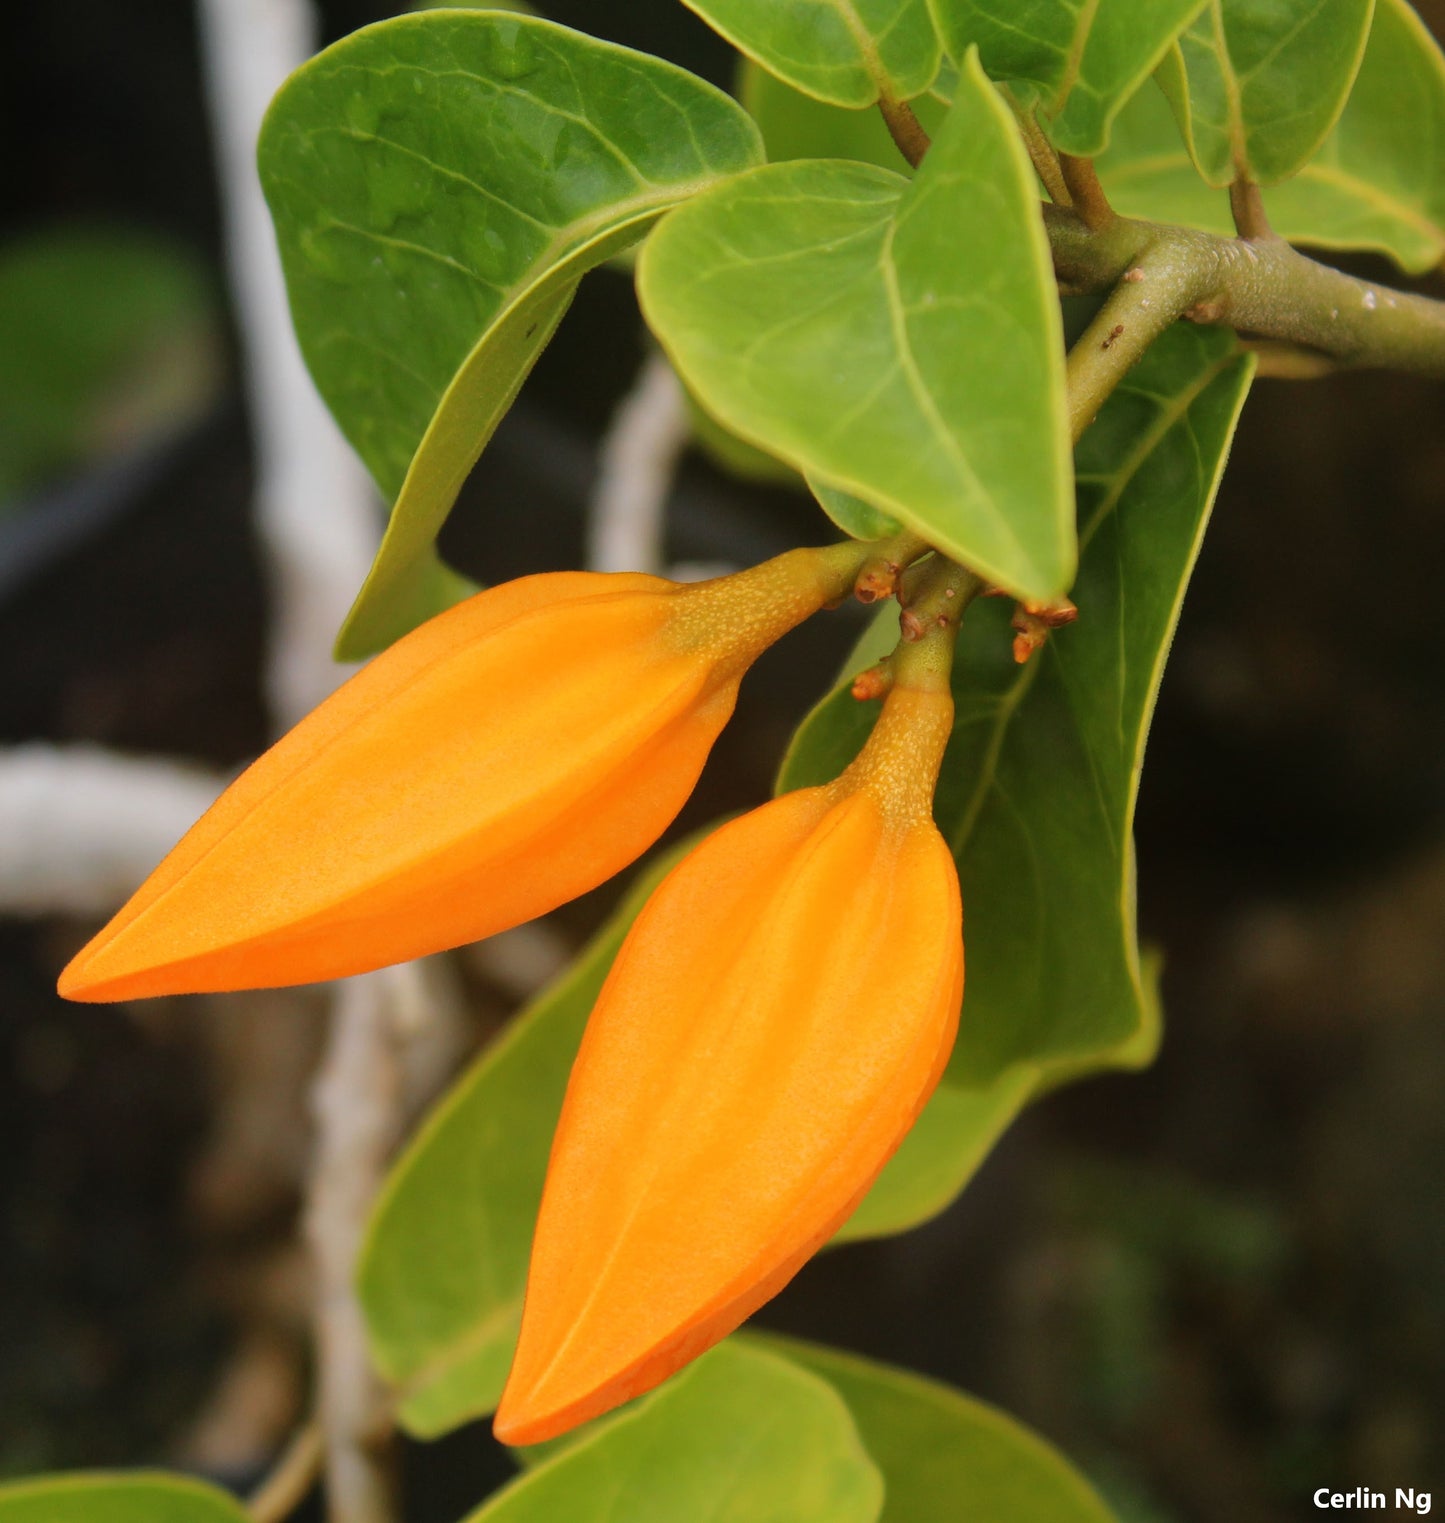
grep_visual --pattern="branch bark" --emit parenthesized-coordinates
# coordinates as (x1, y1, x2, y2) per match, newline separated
(1047, 205, 1445, 380)
(1064, 239, 1213, 441)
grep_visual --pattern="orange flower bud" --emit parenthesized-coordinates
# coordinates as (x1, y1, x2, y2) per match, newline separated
(494, 672, 962, 1446)
(59, 549, 864, 1003)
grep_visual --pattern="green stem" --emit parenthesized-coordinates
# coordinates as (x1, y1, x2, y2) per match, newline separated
(809, 529, 926, 601)
(1047, 205, 1445, 380)
(1065, 240, 1212, 442)
(893, 558, 984, 691)
(853, 528, 932, 603)
(1058, 154, 1114, 231)
(1228, 176, 1273, 241)
(878, 95, 931, 169)
(1003, 89, 1070, 206)
(249, 1420, 324, 1523)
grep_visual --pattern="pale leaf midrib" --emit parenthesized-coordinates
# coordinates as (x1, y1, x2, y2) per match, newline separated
(1050, 0, 1103, 117)
(397, 1297, 520, 1409)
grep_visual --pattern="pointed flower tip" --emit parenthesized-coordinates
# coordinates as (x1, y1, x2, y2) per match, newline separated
(489, 1408, 532, 1449)
(54, 961, 92, 1003)
(56, 953, 119, 1004)
(490, 1404, 541, 1449)
(499, 676, 962, 1440)
(492, 1371, 620, 1449)
(55, 557, 847, 1004)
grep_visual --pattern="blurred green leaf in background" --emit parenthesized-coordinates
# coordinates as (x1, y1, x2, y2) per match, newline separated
(0, 228, 222, 511)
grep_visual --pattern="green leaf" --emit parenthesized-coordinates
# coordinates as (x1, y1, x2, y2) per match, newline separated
(258, 12, 762, 657)
(782, 324, 1253, 1234)
(928, 0, 1205, 156)
(1098, 0, 1445, 274)
(640, 50, 1074, 602)
(755, 1337, 1119, 1523)
(0, 228, 221, 505)
(471, 1342, 883, 1522)
(684, 0, 941, 109)
(358, 844, 693, 1438)
(700, 58, 955, 501)
(683, 381, 801, 485)
(0, 1474, 248, 1523)
(840, 1067, 1033, 1239)
(740, 58, 952, 169)
(809, 475, 903, 539)
(1159, 0, 1376, 186)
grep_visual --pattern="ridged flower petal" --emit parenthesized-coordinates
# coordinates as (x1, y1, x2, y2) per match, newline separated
(60, 563, 839, 1002)
(495, 685, 963, 1444)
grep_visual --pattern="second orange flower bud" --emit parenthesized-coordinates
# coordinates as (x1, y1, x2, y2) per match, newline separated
(59, 547, 866, 1002)
(495, 651, 963, 1445)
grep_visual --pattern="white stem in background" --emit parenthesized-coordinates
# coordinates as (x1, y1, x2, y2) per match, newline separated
(305, 968, 405, 1523)
(197, 2, 400, 1520)
(0, 746, 223, 916)
(587, 350, 689, 575)
(196, 0, 378, 729)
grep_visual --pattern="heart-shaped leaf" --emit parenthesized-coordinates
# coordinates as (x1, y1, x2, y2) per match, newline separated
(259, 11, 761, 656)
(691, 60, 954, 501)
(1159, 0, 1376, 187)
(809, 475, 903, 539)
(1099, 0, 1445, 274)
(929, 0, 1205, 156)
(469, 1342, 883, 1522)
(640, 50, 1073, 602)
(782, 324, 1254, 1236)
(0, 1475, 248, 1523)
(756, 1337, 1119, 1523)
(685, 0, 941, 108)
(839, 1068, 1035, 1239)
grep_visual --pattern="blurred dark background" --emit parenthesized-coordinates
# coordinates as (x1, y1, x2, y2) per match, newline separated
(1, 2, 1442, 1520)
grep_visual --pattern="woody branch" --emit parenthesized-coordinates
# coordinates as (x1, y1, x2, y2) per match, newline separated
(1046, 204, 1445, 383)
